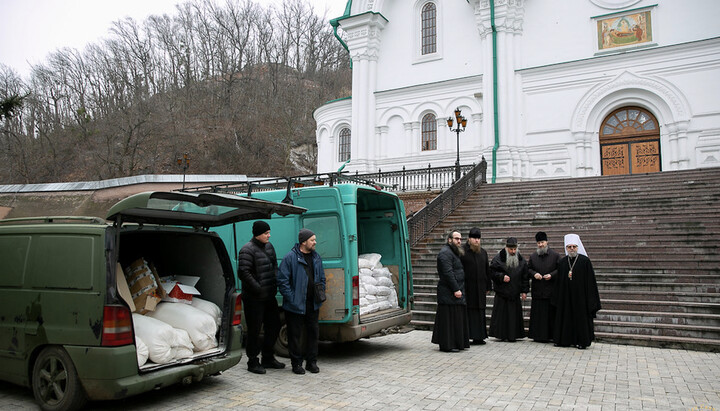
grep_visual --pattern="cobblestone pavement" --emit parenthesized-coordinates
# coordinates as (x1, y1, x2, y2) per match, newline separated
(1, 330, 718, 410)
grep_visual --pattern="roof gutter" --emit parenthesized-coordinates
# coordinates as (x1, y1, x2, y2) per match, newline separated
(330, 0, 353, 68)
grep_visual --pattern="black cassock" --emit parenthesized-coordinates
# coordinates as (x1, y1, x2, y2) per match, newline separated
(551, 254, 601, 347)
(460, 242, 492, 340)
(488, 249, 529, 342)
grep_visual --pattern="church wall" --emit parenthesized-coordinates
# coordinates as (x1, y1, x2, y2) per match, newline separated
(374, 0, 483, 92)
(316, 0, 720, 180)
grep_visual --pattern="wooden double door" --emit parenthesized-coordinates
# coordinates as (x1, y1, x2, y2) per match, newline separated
(600, 107, 661, 176)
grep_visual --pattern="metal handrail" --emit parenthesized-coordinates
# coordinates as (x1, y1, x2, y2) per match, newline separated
(407, 157, 487, 246)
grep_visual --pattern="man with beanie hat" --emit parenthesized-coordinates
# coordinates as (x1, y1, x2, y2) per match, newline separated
(278, 228, 326, 374)
(237, 220, 285, 374)
(460, 227, 492, 344)
(489, 237, 530, 342)
(527, 231, 561, 343)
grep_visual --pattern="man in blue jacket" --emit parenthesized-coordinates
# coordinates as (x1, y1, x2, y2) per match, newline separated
(278, 228, 326, 375)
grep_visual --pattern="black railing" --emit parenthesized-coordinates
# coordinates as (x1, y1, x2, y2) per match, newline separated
(182, 162, 482, 195)
(407, 157, 487, 246)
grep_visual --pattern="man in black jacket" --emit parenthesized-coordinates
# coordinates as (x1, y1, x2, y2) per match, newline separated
(431, 230, 470, 352)
(528, 231, 561, 342)
(489, 237, 530, 342)
(238, 220, 285, 374)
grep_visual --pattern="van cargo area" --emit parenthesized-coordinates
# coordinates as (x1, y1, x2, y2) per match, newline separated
(118, 228, 234, 369)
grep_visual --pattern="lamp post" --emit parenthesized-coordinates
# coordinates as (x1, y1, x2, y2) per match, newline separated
(447, 107, 467, 181)
(177, 153, 190, 190)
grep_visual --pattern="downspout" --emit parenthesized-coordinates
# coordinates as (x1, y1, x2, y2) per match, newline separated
(330, 0, 353, 68)
(490, 0, 499, 184)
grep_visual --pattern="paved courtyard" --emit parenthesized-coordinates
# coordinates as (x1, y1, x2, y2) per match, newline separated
(1, 330, 718, 410)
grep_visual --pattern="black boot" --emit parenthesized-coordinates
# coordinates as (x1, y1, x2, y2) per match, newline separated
(292, 363, 305, 375)
(305, 361, 319, 373)
(247, 357, 266, 374)
(262, 356, 286, 369)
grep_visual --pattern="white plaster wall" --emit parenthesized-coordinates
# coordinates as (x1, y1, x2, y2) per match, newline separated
(375, 0, 483, 92)
(521, 0, 720, 69)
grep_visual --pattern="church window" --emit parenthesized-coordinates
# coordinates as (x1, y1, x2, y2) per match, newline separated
(338, 128, 351, 162)
(421, 3, 437, 55)
(421, 114, 437, 151)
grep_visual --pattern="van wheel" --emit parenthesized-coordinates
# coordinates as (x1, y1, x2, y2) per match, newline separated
(274, 311, 290, 358)
(32, 346, 87, 411)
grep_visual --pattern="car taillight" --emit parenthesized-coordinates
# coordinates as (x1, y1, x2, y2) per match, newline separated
(232, 294, 242, 325)
(102, 305, 133, 346)
(352, 275, 359, 306)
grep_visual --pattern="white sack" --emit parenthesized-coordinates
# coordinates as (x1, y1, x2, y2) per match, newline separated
(364, 284, 378, 295)
(173, 328, 194, 359)
(365, 294, 378, 303)
(359, 268, 374, 277)
(191, 297, 223, 328)
(358, 253, 382, 269)
(135, 336, 149, 367)
(132, 313, 177, 364)
(360, 274, 378, 286)
(147, 302, 218, 351)
(372, 267, 392, 278)
(375, 276, 393, 288)
(374, 285, 392, 296)
(359, 297, 369, 306)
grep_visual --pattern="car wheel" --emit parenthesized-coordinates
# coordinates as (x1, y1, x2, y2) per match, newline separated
(274, 311, 290, 358)
(32, 346, 87, 411)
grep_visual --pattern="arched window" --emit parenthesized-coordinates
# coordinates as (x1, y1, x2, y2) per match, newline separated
(600, 106, 661, 175)
(421, 114, 437, 151)
(338, 128, 351, 162)
(421, 3, 437, 55)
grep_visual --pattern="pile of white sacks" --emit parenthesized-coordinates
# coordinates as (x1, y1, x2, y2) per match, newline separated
(358, 253, 399, 315)
(132, 297, 222, 367)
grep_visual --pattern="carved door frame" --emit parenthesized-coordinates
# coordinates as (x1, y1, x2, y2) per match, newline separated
(600, 106, 661, 175)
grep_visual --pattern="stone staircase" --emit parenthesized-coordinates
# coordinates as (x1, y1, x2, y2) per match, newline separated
(409, 167, 720, 352)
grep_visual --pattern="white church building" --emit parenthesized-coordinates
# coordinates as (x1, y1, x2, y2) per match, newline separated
(313, 0, 720, 183)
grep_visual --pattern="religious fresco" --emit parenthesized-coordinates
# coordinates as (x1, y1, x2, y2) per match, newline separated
(597, 10, 652, 50)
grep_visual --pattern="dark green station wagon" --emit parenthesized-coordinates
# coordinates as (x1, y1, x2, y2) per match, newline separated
(0, 191, 304, 410)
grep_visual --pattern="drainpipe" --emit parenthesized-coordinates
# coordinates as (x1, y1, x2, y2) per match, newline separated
(490, 0, 499, 184)
(330, 0, 353, 68)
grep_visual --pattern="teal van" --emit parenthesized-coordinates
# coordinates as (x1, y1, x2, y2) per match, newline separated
(0, 192, 303, 411)
(212, 183, 414, 353)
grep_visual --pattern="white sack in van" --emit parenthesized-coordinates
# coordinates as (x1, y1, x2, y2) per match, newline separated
(372, 267, 392, 278)
(375, 276, 393, 288)
(191, 297, 223, 328)
(135, 336, 149, 367)
(363, 284, 379, 295)
(132, 313, 177, 364)
(374, 285, 393, 296)
(173, 328, 194, 359)
(359, 268, 374, 277)
(360, 274, 378, 286)
(358, 253, 382, 269)
(147, 302, 218, 351)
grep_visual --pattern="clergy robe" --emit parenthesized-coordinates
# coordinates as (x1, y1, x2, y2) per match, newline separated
(488, 249, 530, 341)
(460, 242, 492, 340)
(551, 254, 601, 347)
(528, 248, 561, 342)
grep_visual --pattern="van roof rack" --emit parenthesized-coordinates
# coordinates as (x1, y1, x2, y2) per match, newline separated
(180, 171, 393, 197)
(0, 216, 106, 225)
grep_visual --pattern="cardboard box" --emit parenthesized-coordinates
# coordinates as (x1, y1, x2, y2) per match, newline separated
(116, 263, 136, 312)
(160, 275, 201, 304)
(123, 258, 165, 314)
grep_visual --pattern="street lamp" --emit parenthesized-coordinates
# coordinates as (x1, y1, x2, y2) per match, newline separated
(177, 152, 190, 190)
(447, 107, 467, 181)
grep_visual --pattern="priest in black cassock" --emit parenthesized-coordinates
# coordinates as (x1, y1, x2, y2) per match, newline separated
(460, 228, 492, 344)
(528, 231, 561, 343)
(431, 230, 470, 352)
(489, 237, 530, 342)
(552, 233, 601, 349)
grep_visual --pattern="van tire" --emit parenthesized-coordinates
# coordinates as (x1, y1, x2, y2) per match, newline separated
(32, 346, 87, 411)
